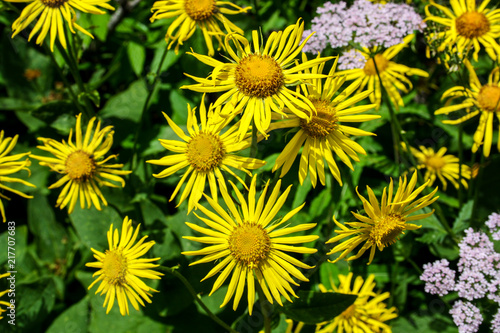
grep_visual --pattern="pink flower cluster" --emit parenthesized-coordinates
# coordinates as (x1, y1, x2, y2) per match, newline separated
(420, 221, 500, 332)
(486, 212, 500, 240)
(302, 0, 425, 53)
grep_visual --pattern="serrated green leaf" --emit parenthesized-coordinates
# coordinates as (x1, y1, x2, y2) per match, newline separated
(281, 290, 357, 325)
(452, 200, 473, 234)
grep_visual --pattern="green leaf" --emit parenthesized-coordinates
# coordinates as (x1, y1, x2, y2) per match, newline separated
(128, 42, 146, 76)
(281, 290, 357, 325)
(100, 80, 148, 122)
(46, 297, 89, 333)
(452, 200, 473, 234)
(0, 225, 28, 266)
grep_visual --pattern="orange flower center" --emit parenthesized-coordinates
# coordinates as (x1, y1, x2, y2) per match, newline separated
(477, 85, 500, 112)
(369, 214, 405, 247)
(184, 0, 216, 21)
(186, 132, 225, 172)
(425, 155, 446, 170)
(300, 99, 338, 138)
(41, 0, 68, 7)
(102, 250, 127, 286)
(363, 54, 389, 76)
(66, 150, 96, 180)
(228, 223, 271, 268)
(455, 12, 490, 39)
(235, 54, 285, 98)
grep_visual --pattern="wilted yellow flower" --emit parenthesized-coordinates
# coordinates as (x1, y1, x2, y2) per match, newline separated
(435, 60, 500, 157)
(150, 0, 251, 56)
(183, 176, 318, 315)
(327, 171, 438, 265)
(317, 273, 398, 333)
(86, 216, 163, 315)
(425, 0, 500, 62)
(270, 55, 379, 187)
(337, 35, 428, 109)
(6, 0, 114, 51)
(31, 114, 131, 214)
(182, 19, 334, 140)
(0, 131, 35, 222)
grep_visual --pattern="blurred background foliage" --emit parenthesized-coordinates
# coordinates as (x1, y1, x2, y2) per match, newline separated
(0, 0, 499, 332)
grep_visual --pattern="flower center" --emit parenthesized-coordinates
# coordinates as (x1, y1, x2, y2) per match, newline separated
(369, 214, 406, 248)
(300, 99, 338, 138)
(184, 0, 216, 21)
(425, 155, 446, 170)
(341, 304, 357, 319)
(228, 223, 271, 268)
(235, 54, 285, 98)
(102, 250, 127, 285)
(363, 54, 389, 76)
(477, 85, 500, 112)
(66, 150, 96, 180)
(455, 12, 490, 39)
(41, 0, 68, 8)
(186, 132, 225, 172)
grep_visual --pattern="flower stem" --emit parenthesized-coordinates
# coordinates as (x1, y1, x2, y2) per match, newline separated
(458, 123, 464, 206)
(256, 283, 271, 333)
(471, 152, 486, 224)
(158, 265, 238, 333)
(130, 45, 170, 171)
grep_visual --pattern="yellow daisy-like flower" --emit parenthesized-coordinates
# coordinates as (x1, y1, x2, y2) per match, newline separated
(86, 216, 163, 316)
(337, 35, 429, 110)
(425, 0, 500, 62)
(0, 131, 36, 222)
(435, 60, 500, 157)
(31, 113, 131, 214)
(182, 176, 319, 314)
(0, 273, 11, 320)
(146, 97, 266, 213)
(150, 0, 251, 56)
(6, 0, 114, 51)
(270, 55, 379, 187)
(182, 19, 334, 140)
(409, 145, 471, 190)
(327, 171, 438, 265)
(316, 273, 398, 333)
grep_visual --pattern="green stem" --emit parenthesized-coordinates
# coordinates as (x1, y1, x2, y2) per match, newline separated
(471, 152, 486, 224)
(158, 266, 238, 333)
(131, 46, 169, 171)
(458, 123, 464, 206)
(256, 283, 271, 333)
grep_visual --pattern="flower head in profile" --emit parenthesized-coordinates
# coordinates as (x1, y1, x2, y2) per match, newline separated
(86, 216, 163, 316)
(316, 273, 397, 333)
(150, 0, 251, 56)
(0, 273, 11, 320)
(182, 176, 318, 314)
(327, 171, 438, 265)
(6, 0, 114, 51)
(182, 19, 334, 140)
(31, 113, 131, 214)
(146, 96, 266, 213)
(0, 131, 36, 222)
(435, 61, 500, 157)
(425, 0, 500, 62)
(270, 55, 379, 187)
(408, 145, 471, 190)
(336, 34, 429, 110)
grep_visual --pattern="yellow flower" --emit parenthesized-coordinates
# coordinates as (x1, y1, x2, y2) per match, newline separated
(0, 131, 36, 222)
(146, 97, 266, 213)
(337, 35, 429, 110)
(327, 171, 438, 265)
(316, 273, 398, 333)
(150, 0, 251, 56)
(31, 113, 131, 214)
(425, 0, 500, 62)
(182, 176, 318, 315)
(0, 273, 11, 320)
(435, 60, 500, 157)
(86, 216, 163, 316)
(182, 19, 334, 140)
(409, 145, 471, 190)
(6, 0, 114, 51)
(270, 55, 379, 187)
